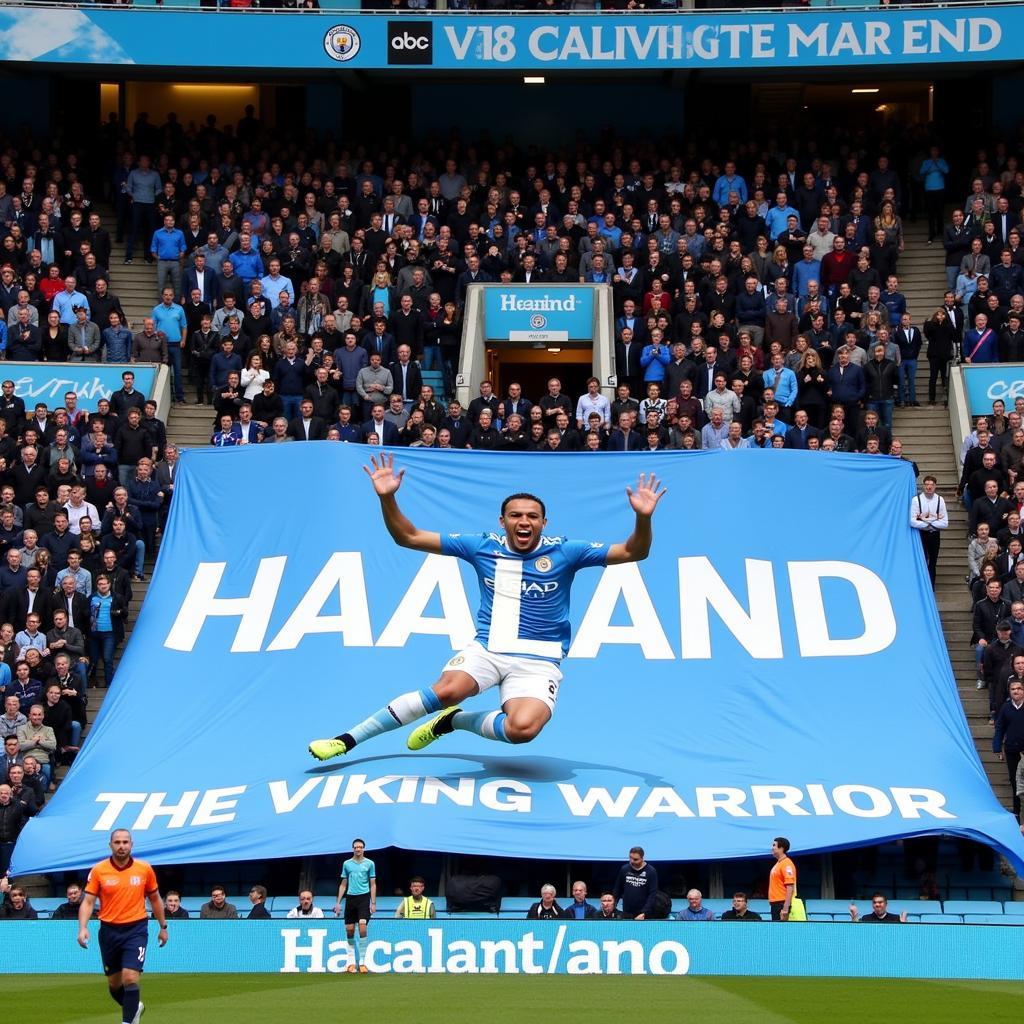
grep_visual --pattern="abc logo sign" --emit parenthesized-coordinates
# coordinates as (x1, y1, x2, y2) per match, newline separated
(387, 21, 433, 65)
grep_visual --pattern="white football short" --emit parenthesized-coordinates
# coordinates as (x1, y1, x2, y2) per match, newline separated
(442, 642, 563, 710)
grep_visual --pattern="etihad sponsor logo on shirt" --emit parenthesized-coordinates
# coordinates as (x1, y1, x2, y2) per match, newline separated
(483, 577, 560, 599)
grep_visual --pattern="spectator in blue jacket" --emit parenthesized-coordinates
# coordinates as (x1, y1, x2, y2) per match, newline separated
(791, 246, 821, 300)
(735, 277, 767, 350)
(826, 347, 866, 426)
(895, 313, 923, 408)
(991, 250, 1024, 305)
(334, 332, 368, 417)
(229, 236, 264, 286)
(763, 352, 798, 421)
(271, 340, 307, 421)
(640, 332, 670, 385)
(561, 881, 599, 920)
(764, 193, 801, 243)
(920, 146, 950, 243)
(607, 412, 643, 451)
(101, 311, 132, 363)
(209, 336, 242, 393)
(126, 458, 164, 568)
(150, 213, 186, 299)
(676, 889, 715, 922)
(881, 276, 907, 327)
(964, 313, 999, 365)
(712, 163, 748, 207)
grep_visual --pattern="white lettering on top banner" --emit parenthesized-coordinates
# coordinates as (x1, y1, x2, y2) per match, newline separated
(442, 16, 1002, 66)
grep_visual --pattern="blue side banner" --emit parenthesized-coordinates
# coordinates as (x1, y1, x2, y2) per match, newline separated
(9, 921, 1024, 979)
(6, 362, 156, 413)
(0, 5, 1012, 71)
(484, 287, 594, 343)
(963, 363, 1024, 416)
(12, 446, 1024, 874)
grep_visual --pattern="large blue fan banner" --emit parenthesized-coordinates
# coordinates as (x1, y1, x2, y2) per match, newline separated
(12, 446, 1024, 873)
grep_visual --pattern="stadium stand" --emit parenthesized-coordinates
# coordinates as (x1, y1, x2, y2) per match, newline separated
(0, 103, 1023, 918)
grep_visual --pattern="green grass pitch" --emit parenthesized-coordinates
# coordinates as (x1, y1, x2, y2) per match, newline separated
(9, 974, 1021, 1022)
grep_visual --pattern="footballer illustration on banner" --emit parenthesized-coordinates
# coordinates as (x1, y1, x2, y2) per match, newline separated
(12, 446, 1024, 874)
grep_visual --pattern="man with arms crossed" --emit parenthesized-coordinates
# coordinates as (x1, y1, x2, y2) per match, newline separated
(78, 829, 167, 1024)
(309, 454, 665, 758)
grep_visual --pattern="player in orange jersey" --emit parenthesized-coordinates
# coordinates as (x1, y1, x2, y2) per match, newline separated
(78, 829, 167, 1024)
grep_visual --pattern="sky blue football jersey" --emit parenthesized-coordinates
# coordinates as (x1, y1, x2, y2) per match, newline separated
(440, 532, 609, 661)
(341, 857, 375, 895)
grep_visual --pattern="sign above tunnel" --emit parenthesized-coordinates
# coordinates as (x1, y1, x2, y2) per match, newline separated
(0, 5, 1014, 72)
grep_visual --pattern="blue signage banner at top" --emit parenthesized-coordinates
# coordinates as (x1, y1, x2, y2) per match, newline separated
(11, 446, 1024, 875)
(483, 287, 594, 343)
(0, 4, 1015, 71)
(5, 362, 156, 413)
(963, 363, 1024, 416)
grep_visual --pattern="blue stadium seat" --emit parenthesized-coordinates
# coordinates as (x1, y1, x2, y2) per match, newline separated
(807, 900, 852, 916)
(942, 900, 1002, 915)
(179, 898, 207, 913)
(747, 900, 771, 916)
(920, 914, 963, 924)
(447, 911, 497, 919)
(702, 899, 732, 916)
(32, 898, 62, 911)
(499, 897, 538, 911)
(807, 913, 834, 922)
(1002, 902, 1024, 914)
(894, 900, 942, 915)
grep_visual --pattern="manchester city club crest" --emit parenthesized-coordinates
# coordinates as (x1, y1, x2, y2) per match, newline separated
(529, 313, 547, 330)
(323, 25, 361, 62)
(535, 556, 552, 573)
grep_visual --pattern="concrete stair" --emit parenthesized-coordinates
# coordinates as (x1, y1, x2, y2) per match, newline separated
(894, 220, 1013, 810)
(93, 202, 214, 453)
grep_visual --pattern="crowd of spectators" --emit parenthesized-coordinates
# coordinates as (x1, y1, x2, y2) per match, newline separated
(0, 375, 152, 871)
(2, 110, 1023, 883)
(0, 115, 993, 457)
(961, 399, 1024, 829)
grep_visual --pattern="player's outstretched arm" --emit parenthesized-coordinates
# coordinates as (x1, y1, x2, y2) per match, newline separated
(606, 472, 667, 565)
(363, 453, 441, 553)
